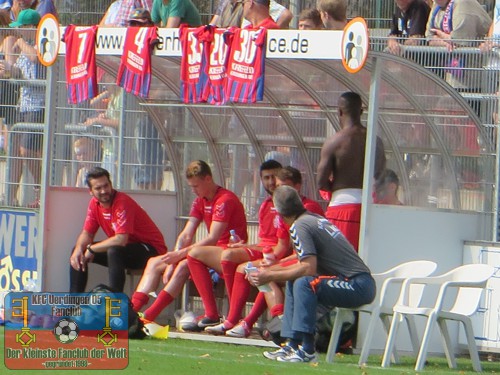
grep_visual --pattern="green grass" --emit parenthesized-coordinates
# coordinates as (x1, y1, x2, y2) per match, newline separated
(1, 327, 499, 374)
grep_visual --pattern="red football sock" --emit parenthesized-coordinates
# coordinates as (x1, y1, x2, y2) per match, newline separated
(131, 291, 149, 312)
(221, 260, 238, 302)
(244, 292, 267, 327)
(226, 271, 251, 325)
(187, 255, 219, 319)
(143, 290, 174, 321)
(270, 303, 284, 317)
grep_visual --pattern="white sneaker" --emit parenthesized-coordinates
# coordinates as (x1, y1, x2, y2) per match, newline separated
(205, 322, 228, 335)
(277, 347, 317, 363)
(263, 345, 293, 360)
(225, 321, 251, 338)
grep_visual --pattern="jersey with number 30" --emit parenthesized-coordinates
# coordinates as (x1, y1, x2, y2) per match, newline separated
(63, 25, 98, 104)
(225, 27, 268, 103)
(117, 26, 158, 98)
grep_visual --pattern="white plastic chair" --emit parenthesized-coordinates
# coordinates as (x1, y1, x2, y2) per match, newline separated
(381, 263, 495, 372)
(325, 260, 437, 364)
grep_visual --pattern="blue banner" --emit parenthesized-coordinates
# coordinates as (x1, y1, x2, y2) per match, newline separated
(0, 210, 39, 291)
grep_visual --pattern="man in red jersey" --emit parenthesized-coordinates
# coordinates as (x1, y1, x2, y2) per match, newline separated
(206, 165, 325, 337)
(242, 0, 279, 29)
(69, 167, 167, 293)
(276, 166, 324, 216)
(131, 160, 247, 322)
(188, 159, 286, 330)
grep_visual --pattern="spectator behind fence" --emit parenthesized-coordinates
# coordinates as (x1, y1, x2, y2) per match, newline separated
(0, 8, 13, 151)
(100, 0, 153, 27)
(82, 83, 121, 179)
(426, 0, 491, 49)
(317, 0, 347, 30)
(373, 168, 404, 205)
(242, 0, 292, 28)
(426, 0, 491, 97)
(69, 167, 168, 293)
(480, 1, 500, 52)
(1, 9, 45, 208)
(36, 0, 57, 20)
(241, 0, 279, 29)
(11, 0, 37, 21)
(386, 0, 431, 55)
(210, 0, 293, 28)
(253, 185, 375, 363)
(298, 8, 323, 30)
(73, 136, 103, 188)
(134, 114, 164, 190)
(130, 160, 247, 323)
(0, 1, 11, 11)
(151, 0, 201, 28)
(0, 5, 9, 19)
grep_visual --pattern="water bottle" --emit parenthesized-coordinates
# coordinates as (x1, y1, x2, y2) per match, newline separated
(229, 229, 241, 244)
(244, 262, 258, 275)
(244, 262, 271, 292)
(262, 246, 276, 263)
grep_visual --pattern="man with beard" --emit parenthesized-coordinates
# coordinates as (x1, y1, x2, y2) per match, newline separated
(69, 167, 167, 293)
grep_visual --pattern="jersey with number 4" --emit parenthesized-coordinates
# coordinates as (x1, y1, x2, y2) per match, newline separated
(63, 25, 98, 104)
(117, 26, 158, 98)
(225, 27, 268, 103)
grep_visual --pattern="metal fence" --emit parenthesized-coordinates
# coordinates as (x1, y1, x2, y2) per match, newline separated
(1, 28, 499, 221)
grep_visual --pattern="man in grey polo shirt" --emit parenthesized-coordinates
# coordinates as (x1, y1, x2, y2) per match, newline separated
(248, 185, 375, 363)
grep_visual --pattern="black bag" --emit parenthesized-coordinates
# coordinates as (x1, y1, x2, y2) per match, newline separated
(259, 304, 357, 353)
(89, 284, 146, 339)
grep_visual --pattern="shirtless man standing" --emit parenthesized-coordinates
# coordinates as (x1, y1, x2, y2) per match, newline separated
(316, 91, 386, 251)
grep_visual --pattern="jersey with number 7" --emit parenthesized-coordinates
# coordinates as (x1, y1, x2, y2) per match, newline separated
(63, 25, 98, 104)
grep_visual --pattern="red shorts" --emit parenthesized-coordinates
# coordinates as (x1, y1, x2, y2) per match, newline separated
(243, 247, 264, 261)
(326, 203, 361, 252)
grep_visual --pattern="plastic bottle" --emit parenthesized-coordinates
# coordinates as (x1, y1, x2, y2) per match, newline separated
(262, 246, 276, 263)
(244, 262, 258, 275)
(229, 229, 241, 244)
(245, 262, 271, 292)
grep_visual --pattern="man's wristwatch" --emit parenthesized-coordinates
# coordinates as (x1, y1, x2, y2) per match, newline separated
(86, 244, 96, 255)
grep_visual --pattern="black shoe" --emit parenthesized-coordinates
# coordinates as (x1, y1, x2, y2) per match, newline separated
(197, 316, 221, 329)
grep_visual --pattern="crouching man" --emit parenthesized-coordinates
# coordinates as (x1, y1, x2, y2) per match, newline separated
(249, 185, 375, 363)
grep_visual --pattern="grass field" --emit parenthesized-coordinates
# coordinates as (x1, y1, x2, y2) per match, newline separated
(1, 327, 499, 374)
